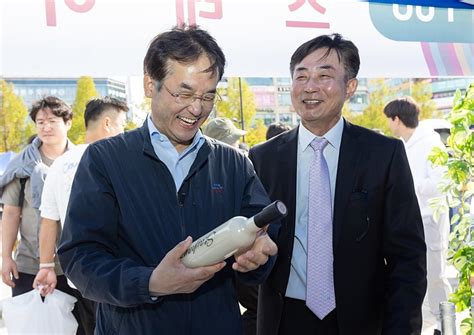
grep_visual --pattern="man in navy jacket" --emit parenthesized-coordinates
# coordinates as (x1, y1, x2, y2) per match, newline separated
(58, 25, 277, 334)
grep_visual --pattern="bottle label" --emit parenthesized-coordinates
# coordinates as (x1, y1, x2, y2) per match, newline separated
(182, 230, 217, 258)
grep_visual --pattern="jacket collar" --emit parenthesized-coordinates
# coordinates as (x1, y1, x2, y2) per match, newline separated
(140, 119, 212, 181)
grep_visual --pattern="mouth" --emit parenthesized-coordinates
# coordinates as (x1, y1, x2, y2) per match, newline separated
(303, 99, 323, 105)
(177, 115, 200, 126)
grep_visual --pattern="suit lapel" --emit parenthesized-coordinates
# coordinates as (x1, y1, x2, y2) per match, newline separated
(276, 128, 298, 240)
(333, 121, 363, 251)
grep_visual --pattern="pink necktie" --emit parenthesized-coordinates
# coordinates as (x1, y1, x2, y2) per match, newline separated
(306, 137, 336, 319)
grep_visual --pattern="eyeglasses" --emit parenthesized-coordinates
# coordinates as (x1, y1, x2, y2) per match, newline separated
(163, 84, 221, 108)
(35, 118, 62, 129)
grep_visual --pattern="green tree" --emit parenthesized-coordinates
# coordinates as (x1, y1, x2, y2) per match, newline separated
(69, 76, 99, 144)
(124, 119, 138, 132)
(215, 78, 257, 131)
(0, 80, 35, 152)
(341, 101, 353, 120)
(411, 79, 440, 120)
(139, 97, 151, 114)
(349, 79, 395, 136)
(429, 83, 473, 335)
(245, 120, 267, 148)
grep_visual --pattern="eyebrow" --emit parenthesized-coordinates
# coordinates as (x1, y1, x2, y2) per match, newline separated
(294, 66, 308, 73)
(178, 82, 217, 94)
(294, 64, 335, 73)
(319, 65, 335, 71)
(36, 116, 59, 121)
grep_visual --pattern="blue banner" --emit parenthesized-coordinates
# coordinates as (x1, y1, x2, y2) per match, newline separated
(360, 0, 474, 9)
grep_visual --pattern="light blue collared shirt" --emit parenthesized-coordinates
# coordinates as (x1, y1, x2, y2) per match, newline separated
(285, 117, 344, 301)
(147, 116, 205, 191)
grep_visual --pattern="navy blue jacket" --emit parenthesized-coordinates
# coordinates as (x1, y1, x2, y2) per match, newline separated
(58, 123, 275, 334)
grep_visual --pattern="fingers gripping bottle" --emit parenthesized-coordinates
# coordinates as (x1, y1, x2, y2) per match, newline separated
(181, 201, 287, 268)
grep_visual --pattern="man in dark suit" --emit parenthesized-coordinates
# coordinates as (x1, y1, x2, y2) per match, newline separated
(247, 34, 427, 335)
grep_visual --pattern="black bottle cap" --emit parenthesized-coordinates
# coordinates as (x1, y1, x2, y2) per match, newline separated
(253, 200, 288, 228)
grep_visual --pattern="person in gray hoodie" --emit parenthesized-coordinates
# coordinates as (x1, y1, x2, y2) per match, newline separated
(1, 96, 73, 298)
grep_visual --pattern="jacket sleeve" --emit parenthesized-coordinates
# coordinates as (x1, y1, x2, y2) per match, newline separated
(234, 155, 278, 285)
(58, 145, 156, 307)
(382, 140, 427, 334)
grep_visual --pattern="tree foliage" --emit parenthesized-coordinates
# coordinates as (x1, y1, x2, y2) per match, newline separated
(69, 76, 99, 144)
(124, 119, 138, 132)
(411, 79, 441, 120)
(345, 79, 440, 136)
(215, 78, 257, 131)
(346, 79, 395, 135)
(0, 80, 35, 152)
(341, 101, 353, 120)
(429, 83, 473, 335)
(245, 120, 267, 148)
(139, 97, 151, 114)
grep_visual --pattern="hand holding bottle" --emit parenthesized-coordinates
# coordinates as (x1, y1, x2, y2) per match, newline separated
(232, 232, 277, 273)
(181, 201, 287, 268)
(148, 236, 226, 296)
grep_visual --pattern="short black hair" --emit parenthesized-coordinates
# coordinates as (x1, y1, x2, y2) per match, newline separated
(29, 96, 72, 123)
(84, 96, 129, 128)
(143, 25, 226, 89)
(290, 33, 360, 81)
(266, 123, 291, 140)
(383, 96, 420, 128)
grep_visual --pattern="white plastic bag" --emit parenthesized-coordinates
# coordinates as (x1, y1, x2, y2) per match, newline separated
(2, 288, 78, 334)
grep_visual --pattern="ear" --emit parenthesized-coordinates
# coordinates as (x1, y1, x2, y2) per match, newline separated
(394, 116, 401, 126)
(103, 116, 112, 133)
(144, 74, 155, 98)
(345, 78, 358, 100)
(65, 119, 72, 131)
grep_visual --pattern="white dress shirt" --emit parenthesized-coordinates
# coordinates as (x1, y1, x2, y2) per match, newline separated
(285, 117, 343, 300)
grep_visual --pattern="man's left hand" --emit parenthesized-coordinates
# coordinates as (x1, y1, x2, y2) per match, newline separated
(232, 233, 277, 273)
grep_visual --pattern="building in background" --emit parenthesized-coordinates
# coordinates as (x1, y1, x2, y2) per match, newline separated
(349, 78, 369, 113)
(430, 78, 473, 113)
(242, 77, 471, 128)
(245, 77, 297, 126)
(383, 78, 473, 113)
(5, 76, 471, 129)
(5, 77, 127, 107)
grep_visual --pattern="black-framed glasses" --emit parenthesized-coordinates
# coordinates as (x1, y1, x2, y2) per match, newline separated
(162, 83, 221, 108)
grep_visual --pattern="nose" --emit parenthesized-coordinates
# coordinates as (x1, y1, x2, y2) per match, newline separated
(304, 86, 316, 93)
(304, 75, 320, 93)
(187, 99, 203, 116)
(304, 77, 321, 93)
(42, 122, 54, 131)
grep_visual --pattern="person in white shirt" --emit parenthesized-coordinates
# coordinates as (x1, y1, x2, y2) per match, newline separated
(384, 96, 451, 335)
(33, 96, 128, 335)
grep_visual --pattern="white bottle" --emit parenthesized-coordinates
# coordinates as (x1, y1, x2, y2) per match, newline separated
(181, 201, 287, 268)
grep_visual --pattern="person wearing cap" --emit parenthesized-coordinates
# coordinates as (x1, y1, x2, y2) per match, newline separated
(204, 117, 246, 148)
